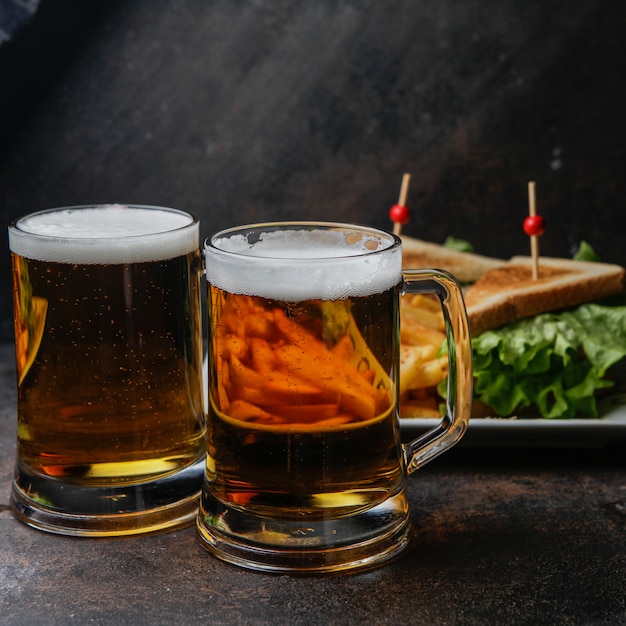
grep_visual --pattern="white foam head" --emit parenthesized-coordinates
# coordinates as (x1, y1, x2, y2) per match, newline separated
(9, 204, 199, 264)
(206, 223, 401, 301)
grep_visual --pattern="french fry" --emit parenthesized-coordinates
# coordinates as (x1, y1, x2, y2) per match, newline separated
(234, 381, 328, 408)
(399, 294, 449, 418)
(401, 294, 445, 330)
(400, 317, 446, 347)
(249, 337, 279, 376)
(400, 401, 442, 419)
(228, 399, 282, 424)
(330, 334, 355, 361)
(211, 291, 396, 426)
(223, 332, 248, 361)
(400, 345, 425, 397)
(406, 294, 441, 313)
(228, 354, 266, 390)
(244, 307, 278, 340)
(409, 356, 448, 389)
(274, 344, 377, 420)
(212, 287, 449, 423)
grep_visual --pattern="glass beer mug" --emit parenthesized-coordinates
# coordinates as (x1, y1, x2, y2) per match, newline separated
(197, 222, 472, 573)
(9, 204, 205, 536)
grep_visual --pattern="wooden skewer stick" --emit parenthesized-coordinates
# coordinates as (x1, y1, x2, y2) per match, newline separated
(528, 181, 540, 280)
(393, 173, 412, 236)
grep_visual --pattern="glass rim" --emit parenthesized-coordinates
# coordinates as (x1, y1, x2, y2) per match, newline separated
(205, 221, 401, 262)
(9, 204, 199, 264)
(9, 204, 198, 243)
(204, 221, 402, 302)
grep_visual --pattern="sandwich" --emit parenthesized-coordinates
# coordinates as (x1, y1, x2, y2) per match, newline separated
(399, 235, 626, 419)
(400, 235, 505, 284)
(464, 255, 625, 336)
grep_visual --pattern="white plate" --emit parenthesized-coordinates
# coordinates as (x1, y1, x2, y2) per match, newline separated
(400, 393, 626, 448)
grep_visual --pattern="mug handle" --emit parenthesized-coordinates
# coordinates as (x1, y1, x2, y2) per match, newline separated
(401, 269, 473, 474)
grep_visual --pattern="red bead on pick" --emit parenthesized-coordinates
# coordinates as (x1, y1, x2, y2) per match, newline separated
(526, 181, 543, 280)
(389, 203, 410, 225)
(523, 214, 545, 236)
(390, 173, 412, 236)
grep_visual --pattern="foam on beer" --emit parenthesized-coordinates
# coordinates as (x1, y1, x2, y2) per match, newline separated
(9, 205, 198, 264)
(207, 228, 402, 301)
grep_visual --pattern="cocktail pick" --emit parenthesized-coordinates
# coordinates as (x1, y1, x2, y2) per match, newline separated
(524, 181, 545, 280)
(389, 173, 412, 236)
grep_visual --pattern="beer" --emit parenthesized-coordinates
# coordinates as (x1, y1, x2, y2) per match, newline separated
(9, 205, 205, 535)
(198, 222, 473, 573)
(205, 288, 403, 518)
(199, 225, 410, 566)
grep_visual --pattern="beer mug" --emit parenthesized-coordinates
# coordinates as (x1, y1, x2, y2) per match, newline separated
(9, 204, 205, 536)
(197, 222, 472, 573)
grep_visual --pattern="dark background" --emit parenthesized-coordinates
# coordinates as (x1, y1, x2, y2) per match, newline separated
(1, 0, 625, 342)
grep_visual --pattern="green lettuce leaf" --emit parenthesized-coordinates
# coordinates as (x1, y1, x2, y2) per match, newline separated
(573, 241, 600, 262)
(471, 303, 626, 418)
(443, 236, 474, 253)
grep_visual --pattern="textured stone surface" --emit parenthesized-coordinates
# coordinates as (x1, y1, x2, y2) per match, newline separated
(1, 342, 625, 625)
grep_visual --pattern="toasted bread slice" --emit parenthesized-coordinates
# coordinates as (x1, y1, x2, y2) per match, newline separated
(401, 235, 504, 283)
(464, 256, 625, 336)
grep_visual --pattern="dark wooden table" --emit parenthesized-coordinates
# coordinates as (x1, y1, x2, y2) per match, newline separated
(1, 343, 624, 625)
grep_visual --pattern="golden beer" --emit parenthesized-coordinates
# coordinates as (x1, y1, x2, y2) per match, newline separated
(9, 205, 205, 536)
(198, 223, 473, 573)
(205, 287, 404, 519)
(198, 223, 413, 572)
